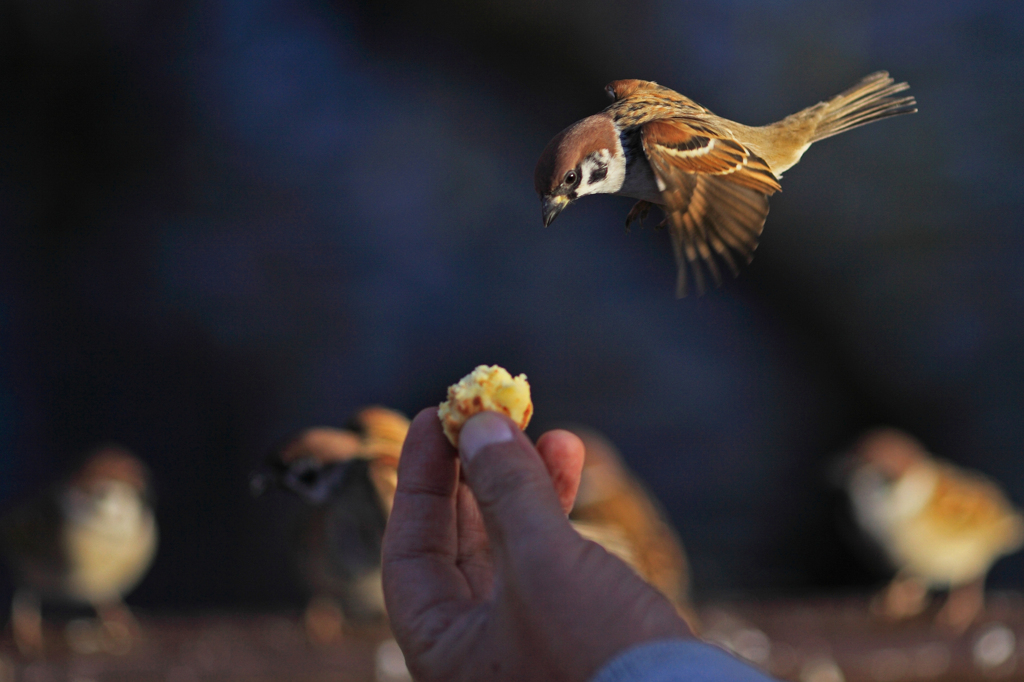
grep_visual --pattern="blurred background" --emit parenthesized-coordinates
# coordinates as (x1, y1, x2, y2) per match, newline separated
(0, 0, 1022, 614)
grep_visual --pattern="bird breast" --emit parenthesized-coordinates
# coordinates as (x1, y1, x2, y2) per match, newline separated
(858, 463, 1024, 587)
(61, 487, 157, 603)
(614, 131, 664, 204)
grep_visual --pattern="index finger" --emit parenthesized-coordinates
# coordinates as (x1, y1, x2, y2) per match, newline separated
(382, 408, 471, 629)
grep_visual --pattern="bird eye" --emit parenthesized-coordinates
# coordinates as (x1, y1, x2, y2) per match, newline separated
(564, 170, 578, 186)
(287, 459, 321, 488)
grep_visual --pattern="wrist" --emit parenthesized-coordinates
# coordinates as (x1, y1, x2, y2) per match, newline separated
(590, 639, 778, 682)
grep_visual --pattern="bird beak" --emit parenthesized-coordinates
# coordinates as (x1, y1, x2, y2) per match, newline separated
(249, 466, 276, 498)
(542, 195, 570, 227)
(249, 459, 358, 505)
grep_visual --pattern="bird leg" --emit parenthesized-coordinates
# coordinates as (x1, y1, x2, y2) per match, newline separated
(95, 599, 140, 654)
(871, 573, 930, 620)
(11, 590, 43, 658)
(625, 201, 653, 232)
(305, 595, 345, 644)
(936, 579, 985, 632)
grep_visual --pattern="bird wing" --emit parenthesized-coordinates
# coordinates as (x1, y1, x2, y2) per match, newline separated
(927, 465, 1024, 549)
(606, 79, 672, 102)
(0, 493, 69, 591)
(640, 117, 780, 296)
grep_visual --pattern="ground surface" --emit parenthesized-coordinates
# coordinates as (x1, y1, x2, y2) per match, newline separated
(1, 594, 1021, 681)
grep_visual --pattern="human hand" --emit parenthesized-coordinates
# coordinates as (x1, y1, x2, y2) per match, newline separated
(382, 408, 691, 682)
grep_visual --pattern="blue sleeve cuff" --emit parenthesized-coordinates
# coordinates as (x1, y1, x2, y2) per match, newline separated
(590, 639, 778, 682)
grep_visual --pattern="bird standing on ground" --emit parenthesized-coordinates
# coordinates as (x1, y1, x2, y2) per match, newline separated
(254, 406, 407, 643)
(0, 446, 158, 656)
(842, 428, 1024, 631)
(568, 428, 697, 632)
(535, 71, 916, 295)
(257, 407, 698, 640)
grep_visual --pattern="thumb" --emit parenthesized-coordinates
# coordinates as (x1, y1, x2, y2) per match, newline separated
(458, 412, 574, 558)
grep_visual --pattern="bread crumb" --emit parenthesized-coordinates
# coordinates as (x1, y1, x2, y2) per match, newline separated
(438, 365, 533, 447)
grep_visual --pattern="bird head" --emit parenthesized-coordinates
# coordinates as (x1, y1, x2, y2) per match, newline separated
(257, 428, 362, 505)
(252, 407, 409, 510)
(70, 446, 151, 496)
(63, 445, 154, 532)
(534, 114, 623, 226)
(854, 428, 929, 481)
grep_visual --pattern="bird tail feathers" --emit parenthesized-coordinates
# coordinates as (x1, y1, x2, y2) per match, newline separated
(805, 71, 917, 143)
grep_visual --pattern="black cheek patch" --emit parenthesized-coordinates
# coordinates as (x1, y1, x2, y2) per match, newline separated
(588, 164, 608, 184)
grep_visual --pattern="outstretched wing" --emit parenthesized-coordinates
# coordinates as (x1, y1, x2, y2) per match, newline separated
(640, 117, 781, 296)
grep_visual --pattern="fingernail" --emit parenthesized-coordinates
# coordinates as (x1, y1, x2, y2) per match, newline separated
(459, 412, 514, 463)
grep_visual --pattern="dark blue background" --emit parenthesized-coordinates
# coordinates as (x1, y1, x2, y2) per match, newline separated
(1, 0, 1022, 608)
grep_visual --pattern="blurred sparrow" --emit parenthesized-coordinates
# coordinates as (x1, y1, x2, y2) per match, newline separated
(0, 446, 157, 656)
(842, 428, 1024, 630)
(568, 428, 698, 632)
(253, 406, 407, 643)
(535, 72, 916, 295)
(256, 407, 700, 642)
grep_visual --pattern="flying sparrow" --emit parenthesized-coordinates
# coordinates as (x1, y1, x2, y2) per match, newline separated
(568, 427, 698, 632)
(841, 428, 1024, 630)
(535, 71, 917, 295)
(0, 446, 158, 656)
(253, 406, 407, 643)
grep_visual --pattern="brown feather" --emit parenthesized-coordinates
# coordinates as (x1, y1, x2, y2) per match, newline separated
(802, 71, 917, 144)
(570, 428, 698, 631)
(641, 122, 772, 296)
(642, 119, 781, 194)
(605, 79, 673, 102)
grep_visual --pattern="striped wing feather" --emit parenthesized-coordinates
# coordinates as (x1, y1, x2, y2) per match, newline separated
(641, 118, 779, 296)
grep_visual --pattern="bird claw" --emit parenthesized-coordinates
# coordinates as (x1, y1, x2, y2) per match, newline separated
(935, 579, 985, 633)
(12, 590, 43, 658)
(305, 595, 346, 644)
(97, 601, 140, 652)
(625, 201, 654, 232)
(871, 574, 930, 621)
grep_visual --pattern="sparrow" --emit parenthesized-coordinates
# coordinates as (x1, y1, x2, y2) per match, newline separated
(0, 446, 158, 656)
(252, 406, 407, 643)
(535, 71, 917, 295)
(567, 427, 697, 632)
(256, 407, 699, 640)
(840, 428, 1024, 630)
